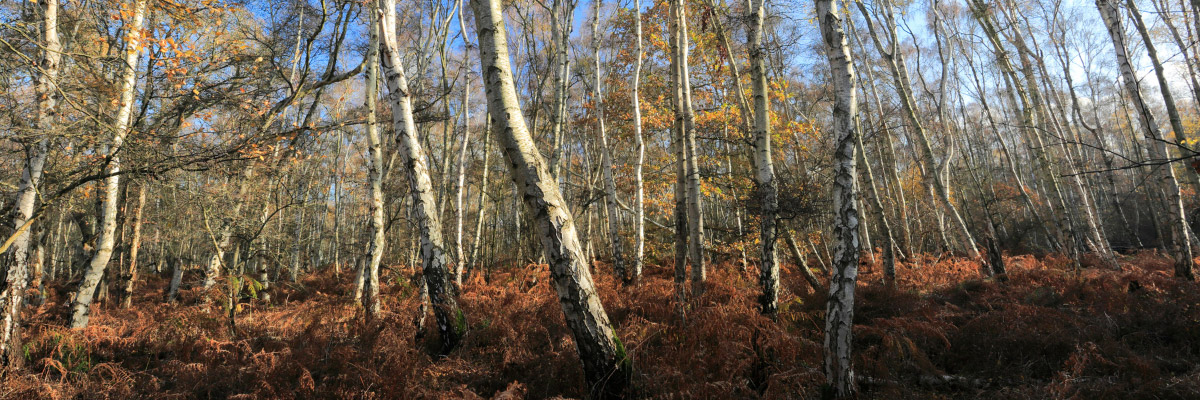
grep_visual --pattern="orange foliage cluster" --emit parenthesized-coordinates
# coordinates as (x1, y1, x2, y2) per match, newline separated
(3, 250, 1200, 398)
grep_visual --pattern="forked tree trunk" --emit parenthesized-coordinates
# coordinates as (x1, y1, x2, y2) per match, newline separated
(377, 0, 466, 352)
(204, 169, 252, 289)
(817, 0, 862, 396)
(471, 0, 630, 396)
(71, 0, 148, 329)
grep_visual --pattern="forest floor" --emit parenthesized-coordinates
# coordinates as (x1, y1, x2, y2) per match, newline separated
(2, 250, 1200, 399)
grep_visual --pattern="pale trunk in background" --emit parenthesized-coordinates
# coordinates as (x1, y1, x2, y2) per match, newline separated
(859, 0, 979, 259)
(677, 0, 706, 296)
(121, 184, 146, 309)
(592, 0, 626, 281)
(631, 0, 646, 284)
(1097, 0, 1195, 279)
(1126, 0, 1199, 186)
(453, 0, 472, 286)
(669, 0, 690, 310)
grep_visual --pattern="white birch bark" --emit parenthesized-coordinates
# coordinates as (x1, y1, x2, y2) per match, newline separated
(453, 0, 472, 287)
(1097, 0, 1195, 279)
(2, 0, 61, 364)
(631, 0, 646, 284)
(120, 184, 146, 309)
(470, 0, 629, 395)
(748, 0, 781, 315)
(1125, 0, 1194, 185)
(857, 0, 979, 259)
(817, 0, 862, 395)
(377, 0, 465, 351)
(360, 9, 385, 317)
(71, 0, 147, 329)
(677, 0, 706, 296)
(591, 0, 626, 281)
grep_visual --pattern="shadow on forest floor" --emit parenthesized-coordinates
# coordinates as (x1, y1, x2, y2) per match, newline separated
(3, 250, 1200, 399)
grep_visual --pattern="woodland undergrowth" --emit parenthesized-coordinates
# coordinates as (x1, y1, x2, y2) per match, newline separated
(2, 250, 1199, 399)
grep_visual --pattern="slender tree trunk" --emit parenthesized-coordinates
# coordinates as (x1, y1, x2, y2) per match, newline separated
(592, 0, 626, 280)
(360, 10, 385, 317)
(549, 0, 574, 182)
(467, 117, 493, 272)
(71, 0, 147, 329)
(854, 116, 897, 284)
(471, 0, 630, 395)
(204, 169, 252, 288)
(1097, 0, 1195, 279)
(817, 0, 862, 395)
(860, 62, 911, 257)
(1, 0, 61, 365)
(453, 0, 472, 287)
(784, 228, 823, 292)
(631, 0, 646, 284)
(976, 2, 1083, 263)
(857, 0, 980, 259)
(120, 184, 147, 309)
(676, 0, 706, 296)
(1126, 0, 1199, 186)
(669, 0, 690, 309)
(748, 0, 780, 315)
(377, 0, 466, 352)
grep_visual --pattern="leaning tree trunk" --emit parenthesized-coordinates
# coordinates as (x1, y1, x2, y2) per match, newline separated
(817, 0, 863, 396)
(71, 0, 147, 329)
(592, 0, 626, 280)
(748, 0, 781, 316)
(1097, 0, 1195, 280)
(377, 0, 465, 352)
(2, 0, 61, 365)
(471, 0, 630, 396)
